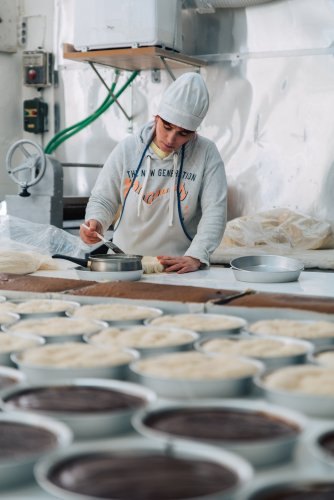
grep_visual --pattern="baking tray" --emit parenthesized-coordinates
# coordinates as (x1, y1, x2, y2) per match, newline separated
(230, 255, 304, 283)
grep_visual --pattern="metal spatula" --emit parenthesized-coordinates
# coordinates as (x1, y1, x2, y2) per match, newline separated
(82, 224, 125, 255)
(209, 288, 256, 305)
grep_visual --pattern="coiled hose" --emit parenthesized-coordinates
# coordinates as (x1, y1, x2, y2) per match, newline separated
(44, 70, 139, 154)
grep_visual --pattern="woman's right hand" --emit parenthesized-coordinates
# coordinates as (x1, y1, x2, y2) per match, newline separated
(80, 219, 103, 245)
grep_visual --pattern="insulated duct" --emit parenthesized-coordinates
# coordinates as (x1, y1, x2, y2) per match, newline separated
(195, 0, 275, 8)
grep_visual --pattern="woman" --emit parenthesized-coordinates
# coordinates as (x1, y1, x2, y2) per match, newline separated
(80, 72, 227, 274)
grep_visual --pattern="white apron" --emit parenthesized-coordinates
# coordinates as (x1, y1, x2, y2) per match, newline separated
(113, 145, 191, 256)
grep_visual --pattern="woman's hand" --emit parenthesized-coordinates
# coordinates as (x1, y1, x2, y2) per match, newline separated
(80, 219, 103, 245)
(157, 255, 201, 274)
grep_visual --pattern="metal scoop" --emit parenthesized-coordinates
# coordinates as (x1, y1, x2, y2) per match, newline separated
(82, 223, 125, 255)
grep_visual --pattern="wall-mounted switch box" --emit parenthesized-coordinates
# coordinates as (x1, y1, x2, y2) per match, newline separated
(23, 50, 52, 87)
(23, 98, 48, 133)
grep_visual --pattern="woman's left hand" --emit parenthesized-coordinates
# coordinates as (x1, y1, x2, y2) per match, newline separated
(157, 256, 201, 274)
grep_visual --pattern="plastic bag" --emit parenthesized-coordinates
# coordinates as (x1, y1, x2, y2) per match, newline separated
(0, 214, 90, 258)
(221, 208, 334, 250)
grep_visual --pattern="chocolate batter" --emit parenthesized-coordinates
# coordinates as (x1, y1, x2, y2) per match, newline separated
(143, 407, 300, 442)
(4, 386, 146, 413)
(250, 482, 334, 499)
(0, 421, 58, 459)
(48, 452, 238, 499)
(318, 430, 334, 456)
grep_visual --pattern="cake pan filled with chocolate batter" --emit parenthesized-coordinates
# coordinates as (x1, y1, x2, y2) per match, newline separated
(132, 399, 306, 468)
(0, 378, 156, 440)
(306, 423, 334, 471)
(34, 437, 253, 500)
(246, 477, 334, 500)
(0, 411, 72, 489)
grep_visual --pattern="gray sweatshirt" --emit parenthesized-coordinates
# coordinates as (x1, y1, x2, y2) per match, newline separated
(85, 120, 227, 266)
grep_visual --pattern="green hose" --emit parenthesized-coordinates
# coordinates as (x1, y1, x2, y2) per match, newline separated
(45, 70, 139, 154)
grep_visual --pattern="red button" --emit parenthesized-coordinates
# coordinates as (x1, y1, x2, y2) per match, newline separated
(28, 69, 37, 80)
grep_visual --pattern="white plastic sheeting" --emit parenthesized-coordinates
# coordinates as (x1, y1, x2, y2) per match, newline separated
(195, 0, 275, 8)
(56, 0, 334, 229)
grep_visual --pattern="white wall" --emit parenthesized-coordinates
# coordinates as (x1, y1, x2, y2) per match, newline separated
(0, 0, 56, 201)
(1, 0, 334, 232)
(55, 0, 334, 228)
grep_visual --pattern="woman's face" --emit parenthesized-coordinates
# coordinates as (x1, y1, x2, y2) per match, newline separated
(154, 116, 195, 153)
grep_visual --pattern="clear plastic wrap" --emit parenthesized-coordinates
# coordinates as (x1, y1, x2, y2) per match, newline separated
(221, 208, 334, 250)
(0, 215, 90, 260)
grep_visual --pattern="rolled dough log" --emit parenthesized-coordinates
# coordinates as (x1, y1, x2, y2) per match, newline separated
(142, 256, 165, 274)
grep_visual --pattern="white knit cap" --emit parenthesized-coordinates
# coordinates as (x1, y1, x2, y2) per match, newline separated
(157, 72, 209, 131)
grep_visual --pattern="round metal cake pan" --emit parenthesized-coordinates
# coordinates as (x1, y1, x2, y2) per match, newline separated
(254, 368, 334, 418)
(0, 365, 27, 391)
(308, 346, 334, 367)
(69, 304, 163, 328)
(195, 334, 313, 370)
(145, 313, 248, 336)
(305, 422, 334, 471)
(129, 354, 264, 400)
(0, 332, 45, 367)
(0, 378, 157, 440)
(104, 307, 163, 328)
(4, 318, 109, 344)
(13, 300, 81, 319)
(0, 312, 20, 330)
(34, 437, 253, 500)
(132, 398, 307, 468)
(75, 266, 143, 282)
(230, 255, 304, 283)
(0, 411, 72, 489)
(11, 346, 139, 384)
(84, 326, 200, 359)
(248, 319, 334, 348)
(245, 476, 334, 499)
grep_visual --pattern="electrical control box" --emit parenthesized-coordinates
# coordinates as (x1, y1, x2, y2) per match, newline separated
(23, 50, 53, 87)
(73, 0, 182, 52)
(23, 98, 48, 134)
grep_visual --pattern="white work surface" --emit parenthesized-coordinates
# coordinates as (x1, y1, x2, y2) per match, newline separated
(34, 264, 334, 298)
(1, 265, 334, 499)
